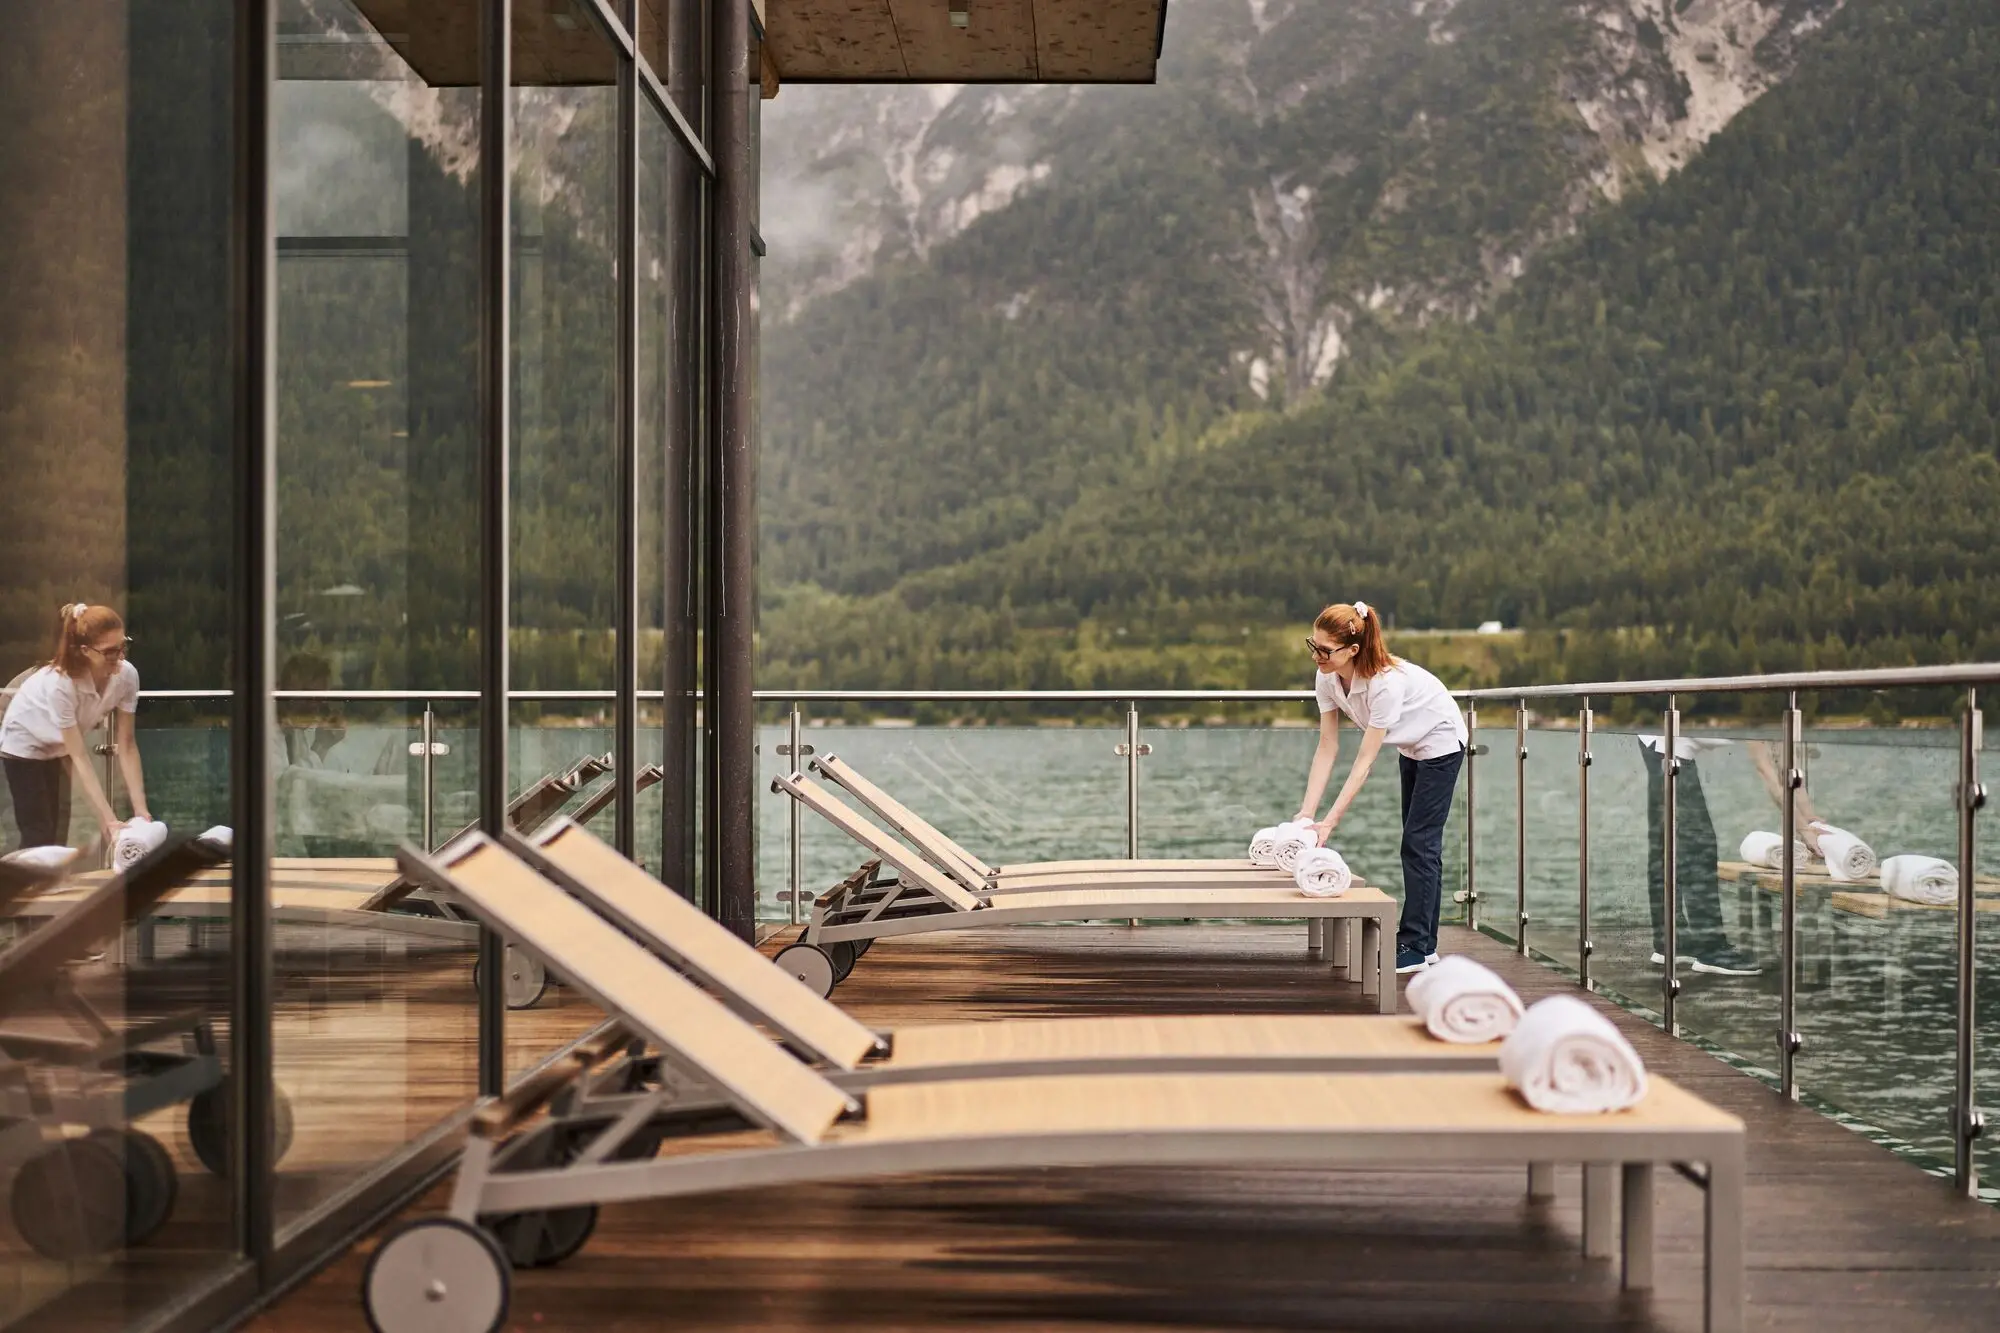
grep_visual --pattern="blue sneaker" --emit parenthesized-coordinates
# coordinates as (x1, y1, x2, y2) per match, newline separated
(1395, 949, 1431, 975)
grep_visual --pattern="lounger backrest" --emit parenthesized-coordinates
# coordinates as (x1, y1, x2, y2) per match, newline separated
(569, 763, 664, 826)
(526, 820, 881, 1070)
(772, 774, 984, 913)
(407, 835, 853, 1144)
(812, 755, 994, 888)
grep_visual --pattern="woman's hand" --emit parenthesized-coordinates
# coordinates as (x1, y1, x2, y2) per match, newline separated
(1313, 815, 1339, 846)
(1292, 809, 1317, 826)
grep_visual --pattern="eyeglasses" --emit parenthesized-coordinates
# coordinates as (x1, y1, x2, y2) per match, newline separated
(1305, 638, 1338, 661)
(84, 639, 131, 661)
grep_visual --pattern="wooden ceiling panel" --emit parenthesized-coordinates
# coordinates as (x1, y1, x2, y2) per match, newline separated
(768, 0, 1165, 83)
(885, 0, 1036, 81)
(766, 0, 908, 80)
(1033, 0, 1163, 81)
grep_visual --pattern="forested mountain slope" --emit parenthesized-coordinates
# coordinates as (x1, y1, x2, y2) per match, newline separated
(758, 0, 2000, 692)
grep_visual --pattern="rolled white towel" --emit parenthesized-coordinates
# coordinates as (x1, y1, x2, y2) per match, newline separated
(2, 845, 81, 872)
(1881, 854, 1957, 906)
(1272, 824, 1318, 873)
(1739, 830, 1809, 870)
(1250, 820, 1310, 867)
(1293, 846, 1352, 898)
(1811, 823, 1877, 882)
(1405, 956, 1522, 1044)
(197, 825, 235, 854)
(112, 820, 168, 871)
(1500, 994, 1649, 1114)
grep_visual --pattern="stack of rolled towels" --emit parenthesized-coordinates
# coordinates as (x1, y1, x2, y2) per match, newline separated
(1405, 956, 1522, 1044)
(1249, 819, 1313, 868)
(1500, 994, 1650, 1114)
(112, 819, 169, 870)
(1810, 822, 1877, 882)
(1881, 854, 1958, 906)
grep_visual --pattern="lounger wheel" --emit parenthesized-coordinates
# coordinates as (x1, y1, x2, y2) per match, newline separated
(363, 1216, 510, 1333)
(10, 1134, 130, 1259)
(188, 1083, 296, 1177)
(854, 938, 872, 959)
(773, 943, 837, 997)
(487, 1204, 599, 1268)
(473, 946, 549, 1009)
(92, 1127, 179, 1245)
(828, 940, 858, 983)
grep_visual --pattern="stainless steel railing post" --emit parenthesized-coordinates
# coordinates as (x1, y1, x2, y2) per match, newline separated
(1465, 703, 1478, 931)
(774, 703, 813, 927)
(1780, 693, 1803, 1100)
(1516, 702, 1529, 955)
(1955, 689, 1986, 1195)
(1578, 700, 1593, 990)
(422, 705, 436, 850)
(1116, 701, 1151, 859)
(1663, 695, 1681, 1036)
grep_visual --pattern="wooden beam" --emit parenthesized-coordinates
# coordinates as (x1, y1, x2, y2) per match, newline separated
(1032, 0, 1162, 81)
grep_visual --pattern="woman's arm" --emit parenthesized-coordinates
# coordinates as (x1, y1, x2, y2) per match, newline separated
(62, 724, 124, 836)
(1316, 725, 1389, 844)
(1747, 741, 1824, 852)
(1295, 710, 1340, 822)
(115, 710, 150, 822)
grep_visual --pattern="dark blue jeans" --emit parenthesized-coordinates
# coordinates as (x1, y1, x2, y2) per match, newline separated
(1398, 746, 1465, 957)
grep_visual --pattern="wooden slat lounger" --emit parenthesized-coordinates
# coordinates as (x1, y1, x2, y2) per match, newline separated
(810, 754, 1287, 893)
(775, 771, 1397, 1007)
(363, 834, 1747, 1333)
(518, 819, 1494, 1083)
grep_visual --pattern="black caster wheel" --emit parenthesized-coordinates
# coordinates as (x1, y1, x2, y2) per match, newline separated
(487, 1205, 599, 1269)
(854, 938, 873, 959)
(473, 945, 549, 1009)
(189, 1082, 296, 1176)
(90, 1128, 179, 1245)
(828, 940, 858, 983)
(773, 943, 837, 997)
(11, 1135, 129, 1259)
(363, 1216, 510, 1333)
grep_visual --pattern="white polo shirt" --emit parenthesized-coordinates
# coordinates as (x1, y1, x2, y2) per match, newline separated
(0, 664, 141, 761)
(1315, 659, 1467, 761)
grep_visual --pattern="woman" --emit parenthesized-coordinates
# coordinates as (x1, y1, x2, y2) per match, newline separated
(1, 603, 150, 851)
(1294, 601, 1467, 975)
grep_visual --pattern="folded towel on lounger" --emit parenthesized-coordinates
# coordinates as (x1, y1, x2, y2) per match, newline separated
(1405, 956, 1522, 1044)
(1739, 831, 1809, 870)
(1271, 824, 1318, 874)
(1, 845, 80, 871)
(112, 820, 168, 871)
(1811, 823, 1877, 882)
(1293, 846, 1352, 898)
(1500, 995, 1648, 1114)
(197, 826, 234, 854)
(1881, 854, 1957, 906)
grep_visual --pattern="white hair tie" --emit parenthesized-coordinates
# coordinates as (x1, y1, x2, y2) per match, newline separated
(65, 602, 87, 620)
(1353, 600, 1371, 619)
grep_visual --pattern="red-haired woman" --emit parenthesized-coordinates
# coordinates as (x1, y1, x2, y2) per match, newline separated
(1294, 601, 1467, 975)
(1, 603, 151, 851)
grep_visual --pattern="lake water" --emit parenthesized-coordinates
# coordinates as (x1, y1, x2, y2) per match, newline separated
(20, 715, 2000, 1197)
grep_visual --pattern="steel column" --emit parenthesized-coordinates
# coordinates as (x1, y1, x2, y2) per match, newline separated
(1955, 689, 1986, 1194)
(1465, 703, 1478, 931)
(1578, 701, 1593, 990)
(476, 0, 512, 1096)
(710, 0, 757, 939)
(614, 37, 640, 859)
(1779, 693, 1802, 1099)
(1662, 696, 1681, 1036)
(1515, 702, 1528, 954)
(228, 0, 277, 1262)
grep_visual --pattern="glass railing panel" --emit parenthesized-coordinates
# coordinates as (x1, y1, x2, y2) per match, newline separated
(1522, 713, 1583, 977)
(756, 711, 1132, 923)
(1792, 711, 1969, 1172)
(1978, 710, 1999, 1196)
(1468, 720, 1518, 946)
(1579, 703, 1671, 1018)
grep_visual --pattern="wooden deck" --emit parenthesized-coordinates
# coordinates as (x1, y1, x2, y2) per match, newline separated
(231, 921, 2000, 1332)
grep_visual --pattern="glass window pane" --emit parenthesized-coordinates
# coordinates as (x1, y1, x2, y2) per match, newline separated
(0, 3, 242, 1324)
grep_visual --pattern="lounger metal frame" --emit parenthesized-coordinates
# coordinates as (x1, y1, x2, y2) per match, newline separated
(777, 771, 1397, 1009)
(367, 833, 1748, 1333)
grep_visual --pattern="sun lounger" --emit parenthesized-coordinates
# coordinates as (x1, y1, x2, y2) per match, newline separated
(776, 771, 1396, 1006)
(0, 834, 297, 1259)
(809, 754, 1284, 893)
(363, 832, 1747, 1333)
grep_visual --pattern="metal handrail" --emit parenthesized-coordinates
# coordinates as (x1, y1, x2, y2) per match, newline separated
(1458, 662, 2000, 700)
